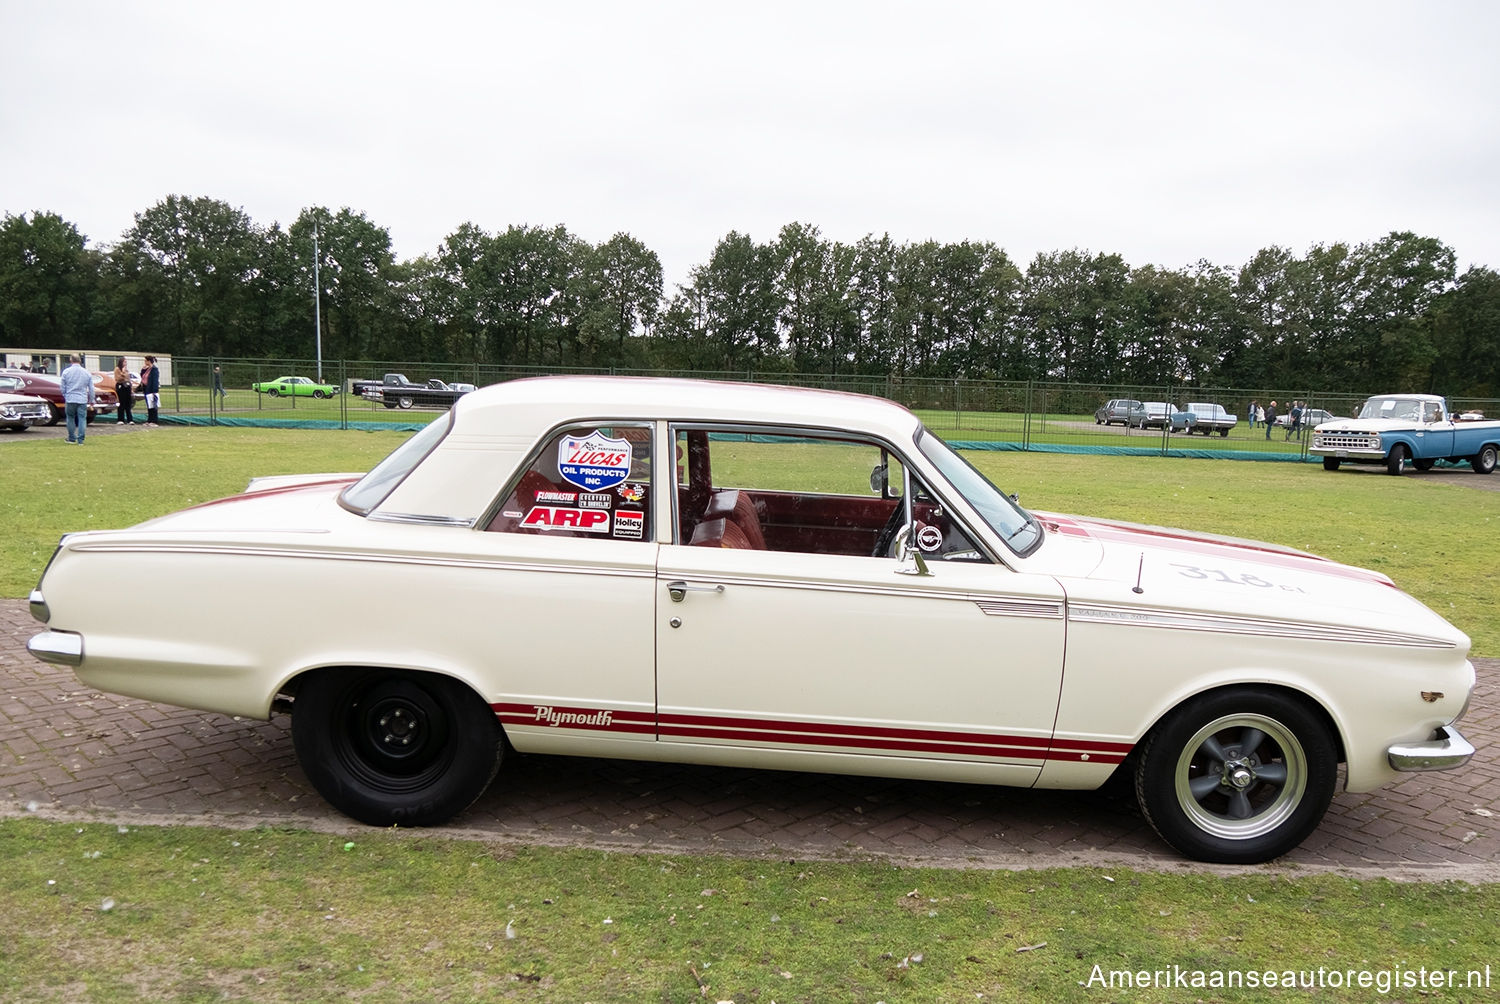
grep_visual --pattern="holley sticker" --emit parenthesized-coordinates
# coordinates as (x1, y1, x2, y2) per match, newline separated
(613, 511, 645, 539)
(559, 432, 632, 491)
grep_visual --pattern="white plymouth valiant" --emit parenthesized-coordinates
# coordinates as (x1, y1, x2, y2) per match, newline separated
(28, 377, 1475, 862)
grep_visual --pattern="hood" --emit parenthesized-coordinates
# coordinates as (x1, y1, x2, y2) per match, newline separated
(1029, 511, 1465, 649)
(1315, 417, 1419, 434)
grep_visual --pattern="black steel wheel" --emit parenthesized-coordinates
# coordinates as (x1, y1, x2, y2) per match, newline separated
(1134, 688, 1337, 863)
(292, 668, 503, 826)
(1386, 443, 1408, 475)
(1473, 444, 1498, 475)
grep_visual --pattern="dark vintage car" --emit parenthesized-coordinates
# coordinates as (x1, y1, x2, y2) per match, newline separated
(1094, 398, 1147, 428)
(0, 370, 117, 425)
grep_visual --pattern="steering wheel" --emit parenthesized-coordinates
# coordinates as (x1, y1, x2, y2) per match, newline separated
(872, 500, 908, 558)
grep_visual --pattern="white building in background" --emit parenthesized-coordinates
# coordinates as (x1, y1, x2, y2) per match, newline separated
(1, 348, 174, 384)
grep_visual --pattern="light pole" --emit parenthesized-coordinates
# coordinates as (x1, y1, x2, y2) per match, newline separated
(313, 219, 323, 382)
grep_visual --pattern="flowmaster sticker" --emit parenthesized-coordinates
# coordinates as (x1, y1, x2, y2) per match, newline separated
(536, 490, 577, 504)
(559, 432, 632, 491)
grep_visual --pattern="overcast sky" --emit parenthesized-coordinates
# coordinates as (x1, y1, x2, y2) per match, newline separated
(3, 1, 1497, 290)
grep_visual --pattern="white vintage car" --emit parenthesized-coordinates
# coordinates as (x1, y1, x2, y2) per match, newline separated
(27, 377, 1475, 862)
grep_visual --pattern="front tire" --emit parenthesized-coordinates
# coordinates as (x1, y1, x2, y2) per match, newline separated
(313, 389, 327, 399)
(1135, 688, 1337, 863)
(1473, 444, 1498, 475)
(291, 668, 504, 827)
(1386, 443, 1408, 475)
(1322, 457, 1340, 471)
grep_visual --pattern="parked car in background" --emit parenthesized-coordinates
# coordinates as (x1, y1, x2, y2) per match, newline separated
(1183, 403, 1237, 437)
(251, 376, 340, 399)
(1275, 408, 1338, 430)
(1142, 402, 1196, 433)
(1312, 394, 1500, 475)
(1095, 398, 1147, 428)
(28, 376, 1476, 864)
(352, 373, 474, 410)
(0, 370, 117, 425)
(0, 386, 52, 431)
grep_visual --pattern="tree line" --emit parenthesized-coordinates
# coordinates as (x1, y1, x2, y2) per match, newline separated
(2, 197, 1497, 395)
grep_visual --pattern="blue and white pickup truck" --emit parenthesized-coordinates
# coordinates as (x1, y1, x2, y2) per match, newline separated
(1310, 394, 1500, 476)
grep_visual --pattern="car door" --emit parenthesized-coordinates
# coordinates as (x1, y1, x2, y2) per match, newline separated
(480, 422, 661, 754)
(654, 426, 1066, 787)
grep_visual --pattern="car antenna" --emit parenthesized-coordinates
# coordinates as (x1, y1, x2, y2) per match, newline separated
(1132, 553, 1146, 594)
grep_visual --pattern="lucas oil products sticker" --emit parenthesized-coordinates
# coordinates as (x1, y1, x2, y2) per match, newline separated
(559, 432, 633, 492)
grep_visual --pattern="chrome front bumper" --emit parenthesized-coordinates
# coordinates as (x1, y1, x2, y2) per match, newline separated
(1388, 725, 1475, 771)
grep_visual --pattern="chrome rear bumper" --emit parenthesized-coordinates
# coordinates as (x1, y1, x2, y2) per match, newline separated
(27, 630, 83, 667)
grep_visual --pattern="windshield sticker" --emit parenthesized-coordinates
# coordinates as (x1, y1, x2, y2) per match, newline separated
(617, 482, 646, 504)
(917, 524, 944, 552)
(613, 511, 645, 539)
(559, 432, 633, 491)
(579, 493, 614, 509)
(521, 506, 611, 533)
(536, 490, 577, 504)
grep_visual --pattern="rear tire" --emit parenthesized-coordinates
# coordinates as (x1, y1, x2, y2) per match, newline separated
(1473, 444, 1498, 475)
(268, 388, 281, 398)
(292, 668, 504, 826)
(397, 396, 415, 410)
(1386, 443, 1408, 475)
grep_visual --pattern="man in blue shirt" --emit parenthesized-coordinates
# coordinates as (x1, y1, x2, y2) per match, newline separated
(59, 354, 96, 444)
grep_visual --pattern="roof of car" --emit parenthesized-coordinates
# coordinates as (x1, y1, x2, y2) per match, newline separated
(376, 376, 924, 521)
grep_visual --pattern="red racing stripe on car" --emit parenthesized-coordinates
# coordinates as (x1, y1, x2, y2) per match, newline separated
(493, 702, 656, 735)
(492, 703, 1132, 765)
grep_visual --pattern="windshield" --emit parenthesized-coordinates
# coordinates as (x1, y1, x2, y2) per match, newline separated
(1358, 397, 1428, 422)
(339, 414, 452, 514)
(916, 428, 1041, 556)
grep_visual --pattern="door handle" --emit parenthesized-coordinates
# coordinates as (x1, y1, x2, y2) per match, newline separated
(667, 580, 725, 603)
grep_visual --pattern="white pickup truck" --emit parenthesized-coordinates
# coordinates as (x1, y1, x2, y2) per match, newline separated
(1310, 394, 1500, 475)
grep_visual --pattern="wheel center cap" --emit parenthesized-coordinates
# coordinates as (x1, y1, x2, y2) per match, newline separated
(1227, 765, 1254, 789)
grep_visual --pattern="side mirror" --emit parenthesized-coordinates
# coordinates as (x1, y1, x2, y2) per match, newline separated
(870, 463, 888, 495)
(892, 525, 932, 577)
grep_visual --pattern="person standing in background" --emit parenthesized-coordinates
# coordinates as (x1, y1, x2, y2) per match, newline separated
(113, 358, 135, 424)
(60, 354, 96, 443)
(1264, 400, 1278, 439)
(212, 365, 226, 406)
(1248, 400, 1258, 429)
(139, 355, 161, 426)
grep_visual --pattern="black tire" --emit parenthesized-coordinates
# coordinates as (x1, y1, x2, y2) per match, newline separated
(1386, 443, 1408, 476)
(1413, 458, 1435, 471)
(313, 389, 327, 399)
(1473, 444, 1498, 475)
(47, 404, 62, 426)
(397, 396, 415, 410)
(268, 388, 281, 398)
(1134, 687, 1337, 863)
(1322, 457, 1340, 472)
(1218, 428, 1229, 438)
(291, 668, 504, 827)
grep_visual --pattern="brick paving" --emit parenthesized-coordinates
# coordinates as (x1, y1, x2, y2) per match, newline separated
(4, 598, 1498, 877)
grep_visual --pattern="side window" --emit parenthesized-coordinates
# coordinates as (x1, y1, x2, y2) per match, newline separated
(486, 424, 652, 541)
(671, 427, 987, 562)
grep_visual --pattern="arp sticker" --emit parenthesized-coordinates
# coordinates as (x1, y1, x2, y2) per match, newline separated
(521, 506, 611, 533)
(613, 510, 645, 539)
(916, 524, 944, 552)
(559, 432, 633, 491)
